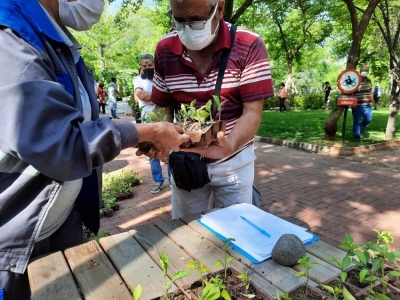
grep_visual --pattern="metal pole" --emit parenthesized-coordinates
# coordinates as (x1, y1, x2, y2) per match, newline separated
(342, 106, 349, 146)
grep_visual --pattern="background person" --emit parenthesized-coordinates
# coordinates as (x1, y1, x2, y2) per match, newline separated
(151, 0, 274, 219)
(324, 81, 332, 110)
(373, 81, 382, 110)
(134, 54, 171, 193)
(278, 83, 287, 112)
(352, 65, 374, 141)
(108, 77, 121, 119)
(97, 82, 107, 114)
(0, 0, 188, 298)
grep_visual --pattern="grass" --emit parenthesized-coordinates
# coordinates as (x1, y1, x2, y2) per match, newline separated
(256, 108, 400, 148)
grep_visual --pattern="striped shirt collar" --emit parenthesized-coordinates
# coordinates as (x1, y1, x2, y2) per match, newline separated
(170, 19, 231, 56)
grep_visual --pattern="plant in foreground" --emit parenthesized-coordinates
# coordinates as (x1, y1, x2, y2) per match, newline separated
(237, 270, 255, 298)
(276, 292, 292, 300)
(320, 284, 356, 300)
(214, 238, 235, 280)
(200, 275, 231, 300)
(295, 255, 320, 298)
(132, 284, 142, 300)
(159, 252, 190, 300)
(186, 260, 209, 286)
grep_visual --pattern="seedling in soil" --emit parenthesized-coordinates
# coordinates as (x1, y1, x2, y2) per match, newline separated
(295, 255, 321, 297)
(200, 275, 231, 300)
(214, 238, 236, 280)
(328, 255, 351, 290)
(276, 292, 292, 300)
(159, 252, 190, 300)
(186, 260, 209, 286)
(237, 270, 255, 298)
(339, 233, 361, 257)
(132, 284, 142, 300)
(320, 284, 356, 300)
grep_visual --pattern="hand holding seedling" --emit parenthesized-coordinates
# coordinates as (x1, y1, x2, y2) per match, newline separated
(179, 131, 235, 159)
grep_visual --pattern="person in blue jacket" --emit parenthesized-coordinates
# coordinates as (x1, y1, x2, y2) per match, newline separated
(0, 0, 188, 298)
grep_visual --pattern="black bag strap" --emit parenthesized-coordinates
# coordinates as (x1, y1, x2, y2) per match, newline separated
(212, 25, 237, 118)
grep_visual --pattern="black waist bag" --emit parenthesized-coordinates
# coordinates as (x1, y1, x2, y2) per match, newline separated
(169, 152, 210, 192)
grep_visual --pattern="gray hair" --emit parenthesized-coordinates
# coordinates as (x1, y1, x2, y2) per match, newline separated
(140, 54, 154, 62)
(173, 0, 219, 5)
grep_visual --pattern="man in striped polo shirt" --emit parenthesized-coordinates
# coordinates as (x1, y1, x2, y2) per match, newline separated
(352, 65, 374, 141)
(151, 0, 274, 218)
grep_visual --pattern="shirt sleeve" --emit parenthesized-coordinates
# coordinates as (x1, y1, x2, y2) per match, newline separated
(239, 36, 274, 102)
(133, 76, 144, 91)
(151, 43, 175, 107)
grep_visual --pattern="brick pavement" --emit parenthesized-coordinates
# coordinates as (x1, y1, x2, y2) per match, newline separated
(101, 142, 400, 250)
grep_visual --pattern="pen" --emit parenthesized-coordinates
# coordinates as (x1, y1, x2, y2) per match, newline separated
(240, 216, 271, 238)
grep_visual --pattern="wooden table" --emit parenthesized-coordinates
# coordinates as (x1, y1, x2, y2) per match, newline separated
(28, 215, 346, 300)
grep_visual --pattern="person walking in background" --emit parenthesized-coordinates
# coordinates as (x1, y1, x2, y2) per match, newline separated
(373, 81, 382, 110)
(97, 82, 107, 114)
(134, 54, 171, 193)
(324, 82, 332, 110)
(108, 77, 121, 119)
(278, 83, 287, 112)
(352, 65, 374, 141)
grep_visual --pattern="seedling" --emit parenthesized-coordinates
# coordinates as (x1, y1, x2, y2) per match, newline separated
(276, 292, 292, 300)
(339, 233, 361, 257)
(159, 252, 190, 300)
(295, 255, 320, 297)
(186, 260, 209, 286)
(132, 284, 142, 300)
(212, 95, 222, 121)
(200, 275, 231, 300)
(214, 238, 235, 279)
(320, 284, 356, 300)
(146, 108, 167, 123)
(158, 207, 166, 215)
(237, 270, 255, 298)
(328, 255, 351, 290)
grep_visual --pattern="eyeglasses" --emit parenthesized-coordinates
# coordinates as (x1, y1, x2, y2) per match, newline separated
(170, 3, 218, 31)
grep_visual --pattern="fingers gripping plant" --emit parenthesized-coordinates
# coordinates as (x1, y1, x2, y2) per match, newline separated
(214, 238, 236, 280)
(159, 252, 190, 300)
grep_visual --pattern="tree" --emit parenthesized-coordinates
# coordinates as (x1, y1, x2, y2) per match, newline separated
(323, 0, 382, 140)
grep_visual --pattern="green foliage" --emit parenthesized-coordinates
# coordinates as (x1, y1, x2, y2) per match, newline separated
(90, 231, 109, 243)
(145, 108, 168, 123)
(214, 238, 235, 280)
(159, 252, 190, 300)
(276, 292, 292, 300)
(295, 255, 321, 296)
(237, 271, 252, 295)
(186, 260, 209, 286)
(200, 275, 231, 300)
(132, 284, 142, 300)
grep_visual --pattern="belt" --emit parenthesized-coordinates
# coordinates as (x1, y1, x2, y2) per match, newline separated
(205, 140, 254, 165)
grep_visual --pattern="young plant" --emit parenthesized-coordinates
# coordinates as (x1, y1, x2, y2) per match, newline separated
(214, 238, 235, 279)
(200, 275, 231, 300)
(212, 95, 222, 121)
(146, 108, 167, 122)
(132, 284, 142, 300)
(339, 233, 361, 257)
(327, 255, 351, 290)
(276, 292, 292, 300)
(159, 252, 190, 300)
(237, 270, 255, 298)
(186, 260, 209, 286)
(295, 255, 321, 297)
(320, 284, 356, 300)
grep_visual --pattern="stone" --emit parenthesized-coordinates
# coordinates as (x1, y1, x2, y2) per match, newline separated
(271, 234, 306, 266)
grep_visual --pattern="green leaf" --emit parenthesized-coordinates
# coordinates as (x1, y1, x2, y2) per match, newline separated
(221, 289, 232, 300)
(365, 275, 377, 282)
(339, 243, 352, 251)
(159, 252, 169, 276)
(166, 282, 172, 291)
(321, 284, 335, 294)
(200, 282, 220, 300)
(214, 260, 223, 267)
(371, 258, 382, 272)
(295, 271, 305, 278)
(200, 266, 209, 273)
(342, 286, 356, 300)
(344, 233, 353, 245)
(392, 250, 400, 258)
(371, 291, 391, 300)
(388, 270, 400, 277)
(367, 242, 381, 252)
(237, 274, 247, 279)
(226, 257, 235, 264)
(133, 284, 142, 300)
(197, 109, 210, 122)
(354, 250, 367, 265)
(172, 271, 190, 282)
(312, 261, 321, 265)
(212, 95, 221, 108)
(328, 257, 340, 265)
(186, 261, 197, 269)
(342, 256, 351, 269)
(340, 271, 348, 283)
(359, 268, 368, 283)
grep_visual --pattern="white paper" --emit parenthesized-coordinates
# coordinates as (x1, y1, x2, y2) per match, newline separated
(200, 203, 314, 263)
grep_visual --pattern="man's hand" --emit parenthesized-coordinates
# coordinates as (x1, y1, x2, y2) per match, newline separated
(179, 131, 234, 159)
(135, 122, 189, 157)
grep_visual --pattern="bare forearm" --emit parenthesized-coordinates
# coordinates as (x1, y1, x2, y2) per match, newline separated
(136, 90, 152, 103)
(226, 100, 263, 150)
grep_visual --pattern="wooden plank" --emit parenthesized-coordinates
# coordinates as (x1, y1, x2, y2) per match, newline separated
(28, 251, 82, 300)
(293, 253, 340, 283)
(130, 226, 199, 287)
(305, 240, 347, 268)
(156, 220, 283, 298)
(64, 240, 132, 300)
(99, 232, 170, 300)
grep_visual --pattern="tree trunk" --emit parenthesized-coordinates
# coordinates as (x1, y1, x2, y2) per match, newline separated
(99, 44, 106, 70)
(385, 62, 400, 138)
(286, 60, 293, 96)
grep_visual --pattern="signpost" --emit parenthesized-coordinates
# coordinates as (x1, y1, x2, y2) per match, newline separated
(336, 69, 362, 145)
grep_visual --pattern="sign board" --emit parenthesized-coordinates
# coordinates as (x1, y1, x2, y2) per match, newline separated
(337, 97, 358, 107)
(337, 69, 362, 94)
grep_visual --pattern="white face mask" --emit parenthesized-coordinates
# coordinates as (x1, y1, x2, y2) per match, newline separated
(177, 4, 219, 51)
(360, 71, 369, 77)
(59, 0, 104, 31)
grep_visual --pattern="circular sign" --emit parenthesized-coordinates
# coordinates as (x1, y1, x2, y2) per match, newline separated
(337, 69, 362, 94)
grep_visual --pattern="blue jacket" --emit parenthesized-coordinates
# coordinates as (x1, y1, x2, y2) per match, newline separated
(0, 0, 138, 274)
